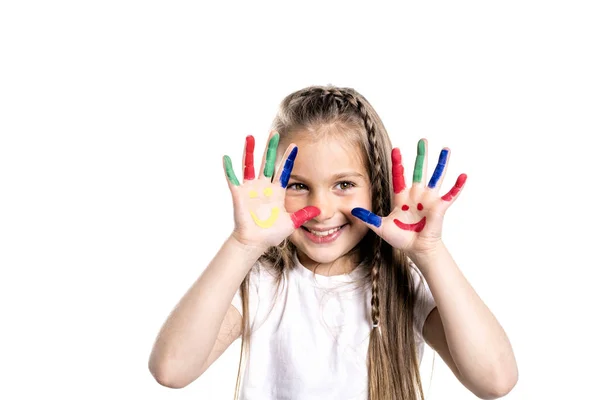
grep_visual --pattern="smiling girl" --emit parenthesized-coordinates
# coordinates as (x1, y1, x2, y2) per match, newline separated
(148, 85, 518, 400)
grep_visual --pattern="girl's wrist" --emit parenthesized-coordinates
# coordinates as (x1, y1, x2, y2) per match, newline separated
(406, 241, 447, 271)
(228, 232, 270, 257)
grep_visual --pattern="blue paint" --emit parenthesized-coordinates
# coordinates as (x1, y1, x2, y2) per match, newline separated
(280, 147, 298, 188)
(428, 149, 448, 188)
(351, 207, 382, 227)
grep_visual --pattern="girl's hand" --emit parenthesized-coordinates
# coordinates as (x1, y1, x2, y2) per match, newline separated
(351, 138, 467, 256)
(223, 131, 320, 249)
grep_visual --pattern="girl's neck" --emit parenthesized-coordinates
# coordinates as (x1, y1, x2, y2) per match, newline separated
(296, 251, 361, 276)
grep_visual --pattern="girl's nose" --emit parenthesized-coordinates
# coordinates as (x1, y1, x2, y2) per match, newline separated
(311, 193, 335, 222)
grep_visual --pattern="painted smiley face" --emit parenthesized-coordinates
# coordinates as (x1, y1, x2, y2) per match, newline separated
(249, 187, 280, 228)
(393, 203, 426, 232)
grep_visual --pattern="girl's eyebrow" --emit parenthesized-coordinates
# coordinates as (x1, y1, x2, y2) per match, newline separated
(331, 172, 366, 180)
(289, 172, 366, 181)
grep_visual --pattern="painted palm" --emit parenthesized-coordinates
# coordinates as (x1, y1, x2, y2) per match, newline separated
(352, 139, 467, 254)
(223, 132, 320, 247)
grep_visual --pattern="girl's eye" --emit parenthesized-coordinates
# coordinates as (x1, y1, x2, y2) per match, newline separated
(287, 183, 307, 191)
(336, 181, 356, 190)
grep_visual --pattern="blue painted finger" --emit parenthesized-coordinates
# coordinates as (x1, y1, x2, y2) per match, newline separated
(351, 207, 382, 227)
(280, 147, 298, 188)
(428, 149, 448, 188)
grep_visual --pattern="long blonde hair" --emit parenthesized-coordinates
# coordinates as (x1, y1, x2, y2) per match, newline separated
(235, 85, 426, 400)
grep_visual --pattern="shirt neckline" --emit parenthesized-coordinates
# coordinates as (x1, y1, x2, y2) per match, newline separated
(291, 251, 367, 288)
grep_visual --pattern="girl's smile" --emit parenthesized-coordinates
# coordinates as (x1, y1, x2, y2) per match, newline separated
(300, 223, 348, 243)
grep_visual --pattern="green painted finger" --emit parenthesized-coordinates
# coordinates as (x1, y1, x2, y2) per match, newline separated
(224, 156, 240, 186)
(263, 133, 279, 178)
(413, 139, 426, 183)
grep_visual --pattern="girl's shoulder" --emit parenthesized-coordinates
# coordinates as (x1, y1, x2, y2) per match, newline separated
(248, 255, 285, 289)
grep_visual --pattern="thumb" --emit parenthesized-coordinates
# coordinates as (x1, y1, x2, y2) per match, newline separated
(351, 207, 384, 234)
(290, 206, 320, 229)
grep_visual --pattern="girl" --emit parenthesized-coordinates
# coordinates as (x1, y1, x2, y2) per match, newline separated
(148, 85, 518, 400)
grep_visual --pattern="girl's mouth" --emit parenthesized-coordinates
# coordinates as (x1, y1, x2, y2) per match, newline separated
(301, 224, 347, 244)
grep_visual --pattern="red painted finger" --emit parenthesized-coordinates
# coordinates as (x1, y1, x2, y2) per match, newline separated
(392, 148, 406, 193)
(441, 173, 467, 201)
(291, 206, 320, 228)
(244, 135, 255, 180)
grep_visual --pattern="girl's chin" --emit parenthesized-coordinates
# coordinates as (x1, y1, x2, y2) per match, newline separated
(298, 251, 341, 266)
(292, 242, 353, 266)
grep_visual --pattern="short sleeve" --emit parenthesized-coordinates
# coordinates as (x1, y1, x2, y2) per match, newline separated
(231, 263, 261, 320)
(411, 267, 436, 340)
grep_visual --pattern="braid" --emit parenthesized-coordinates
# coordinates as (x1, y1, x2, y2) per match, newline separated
(327, 88, 388, 330)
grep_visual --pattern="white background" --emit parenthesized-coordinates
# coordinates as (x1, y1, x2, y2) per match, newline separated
(1, 1, 599, 399)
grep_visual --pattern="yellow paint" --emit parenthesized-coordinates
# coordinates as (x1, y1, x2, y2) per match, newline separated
(250, 207, 280, 228)
(263, 187, 273, 197)
(249, 190, 258, 198)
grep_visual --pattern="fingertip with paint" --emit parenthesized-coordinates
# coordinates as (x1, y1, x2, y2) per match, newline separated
(279, 146, 298, 187)
(351, 207, 382, 228)
(392, 148, 402, 163)
(223, 155, 240, 186)
(288, 146, 298, 161)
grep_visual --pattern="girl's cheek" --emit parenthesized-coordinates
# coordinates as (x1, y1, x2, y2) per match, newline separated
(342, 192, 371, 210)
(284, 194, 306, 212)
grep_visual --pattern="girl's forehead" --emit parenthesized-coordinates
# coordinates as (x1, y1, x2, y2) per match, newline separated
(282, 135, 368, 178)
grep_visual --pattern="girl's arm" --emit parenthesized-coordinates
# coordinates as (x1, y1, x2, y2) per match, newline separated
(350, 141, 518, 399)
(148, 235, 265, 388)
(415, 243, 518, 399)
(149, 133, 320, 388)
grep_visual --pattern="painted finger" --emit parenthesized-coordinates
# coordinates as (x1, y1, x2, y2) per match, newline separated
(351, 207, 383, 235)
(275, 144, 298, 188)
(291, 206, 320, 228)
(223, 155, 240, 186)
(427, 148, 450, 191)
(242, 135, 255, 181)
(392, 148, 406, 194)
(441, 173, 467, 202)
(412, 138, 428, 186)
(259, 131, 280, 180)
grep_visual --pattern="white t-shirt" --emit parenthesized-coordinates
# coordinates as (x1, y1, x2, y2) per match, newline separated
(231, 251, 436, 400)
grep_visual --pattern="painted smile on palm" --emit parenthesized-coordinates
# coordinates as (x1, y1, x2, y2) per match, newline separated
(393, 203, 426, 232)
(249, 187, 280, 228)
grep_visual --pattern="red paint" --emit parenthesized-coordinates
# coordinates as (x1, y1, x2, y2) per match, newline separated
(392, 148, 406, 193)
(244, 135, 255, 180)
(394, 217, 426, 233)
(417, 203, 423, 210)
(291, 206, 321, 228)
(441, 173, 467, 201)
(401, 205, 409, 211)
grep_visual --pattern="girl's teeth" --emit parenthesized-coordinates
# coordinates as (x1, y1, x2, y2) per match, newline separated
(310, 227, 340, 236)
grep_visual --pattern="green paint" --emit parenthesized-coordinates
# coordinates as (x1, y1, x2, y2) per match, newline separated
(263, 133, 279, 178)
(224, 156, 240, 186)
(413, 139, 425, 183)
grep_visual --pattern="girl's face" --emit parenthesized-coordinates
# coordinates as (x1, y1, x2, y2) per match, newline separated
(282, 132, 372, 270)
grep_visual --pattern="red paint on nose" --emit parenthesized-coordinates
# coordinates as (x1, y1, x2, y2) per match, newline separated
(417, 203, 423, 210)
(401, 205, 409, 211)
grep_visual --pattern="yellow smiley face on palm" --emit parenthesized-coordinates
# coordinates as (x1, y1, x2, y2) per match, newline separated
(249, 187, 280, 228)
